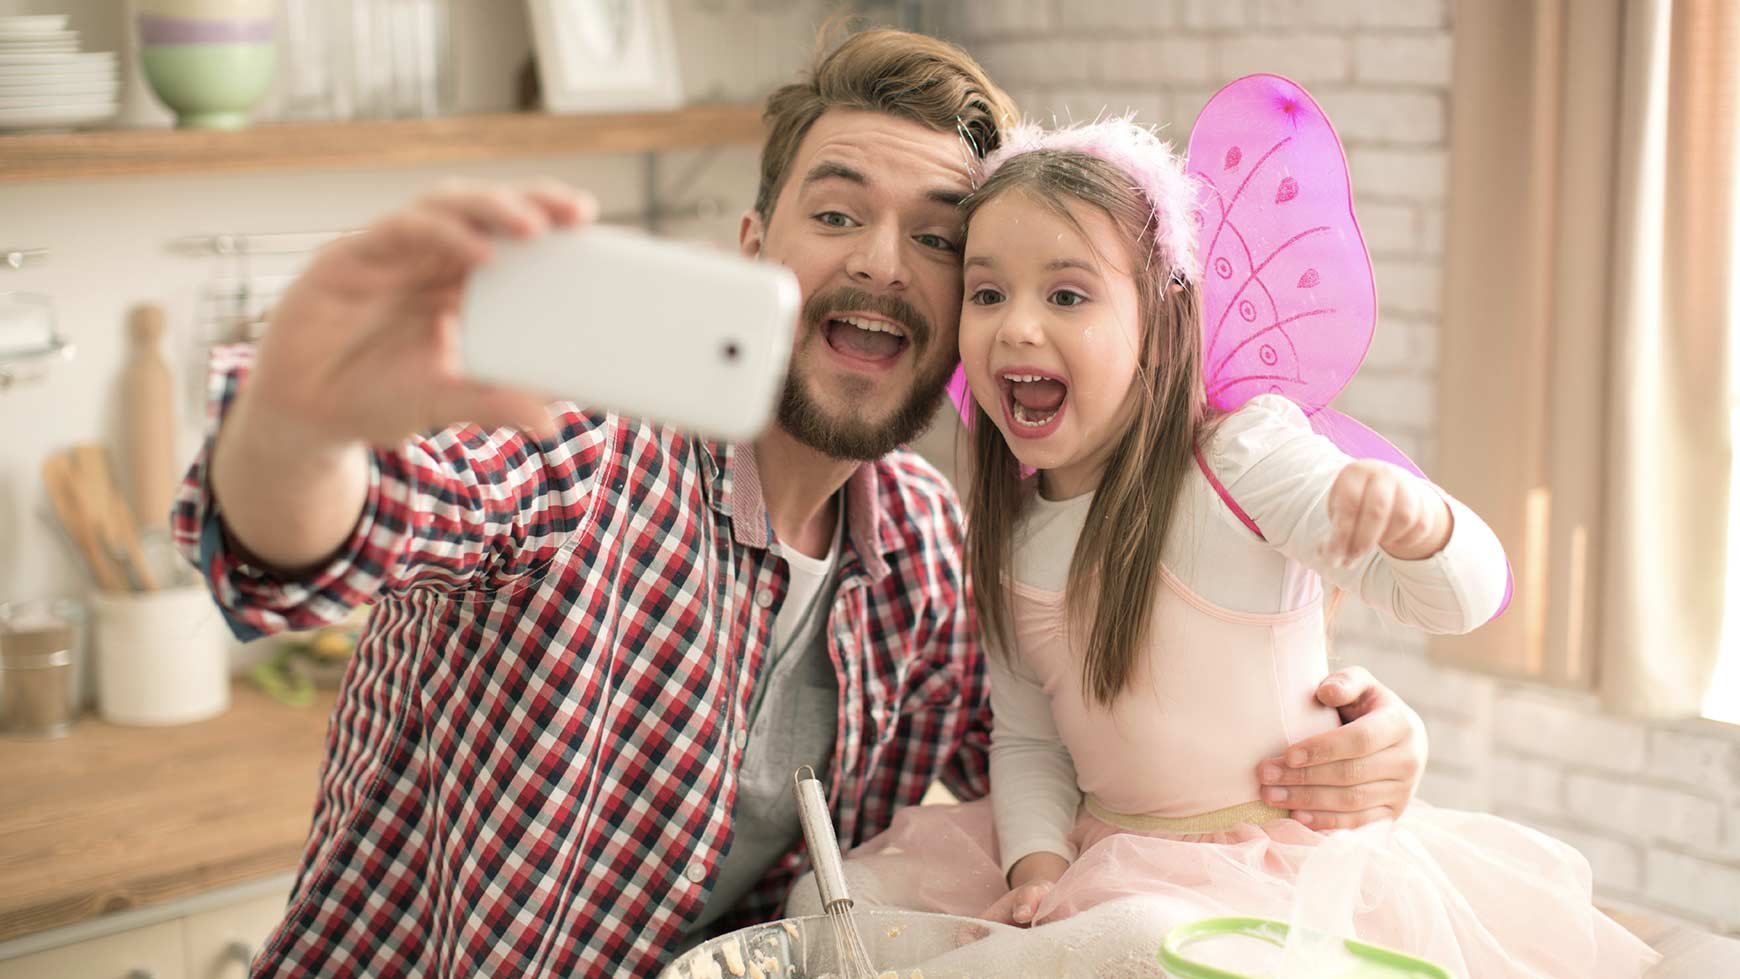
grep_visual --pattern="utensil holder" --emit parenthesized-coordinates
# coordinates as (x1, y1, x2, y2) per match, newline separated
(92, 585, 231, 725)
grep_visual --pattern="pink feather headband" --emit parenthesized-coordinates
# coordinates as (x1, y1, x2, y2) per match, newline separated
(974, 116, 1202, 284)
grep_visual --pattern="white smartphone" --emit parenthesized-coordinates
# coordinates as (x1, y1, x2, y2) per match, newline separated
(460, 224, 801, 441)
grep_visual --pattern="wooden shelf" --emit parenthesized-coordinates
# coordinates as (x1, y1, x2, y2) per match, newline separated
(0, 104, 765, 183)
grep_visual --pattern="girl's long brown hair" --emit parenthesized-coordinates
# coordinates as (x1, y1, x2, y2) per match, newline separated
(964, 150, 1212, 707)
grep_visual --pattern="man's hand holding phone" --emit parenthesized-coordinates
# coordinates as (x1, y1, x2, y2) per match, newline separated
(211, 179, 595, 572)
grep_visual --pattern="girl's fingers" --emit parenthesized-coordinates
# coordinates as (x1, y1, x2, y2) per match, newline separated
(1013, 882, 1054, 925)
(1326, 465, 1368, 561)
(1345, 475, 1394, 564)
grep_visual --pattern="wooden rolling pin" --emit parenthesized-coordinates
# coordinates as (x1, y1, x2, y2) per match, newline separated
(122, 304, 177, 532)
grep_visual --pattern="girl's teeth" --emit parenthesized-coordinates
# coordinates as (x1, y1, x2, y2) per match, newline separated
(1012, 403, 1059, 427)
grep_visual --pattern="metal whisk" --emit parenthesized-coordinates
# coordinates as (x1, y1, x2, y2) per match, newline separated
(793, 766, 879, 979)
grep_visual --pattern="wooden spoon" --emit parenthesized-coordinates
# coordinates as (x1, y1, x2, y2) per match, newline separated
(72, 443, 159, 591)
(41, 451, 127, 592)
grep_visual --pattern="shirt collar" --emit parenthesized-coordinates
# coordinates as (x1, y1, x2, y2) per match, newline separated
(705, 440, 892, 582)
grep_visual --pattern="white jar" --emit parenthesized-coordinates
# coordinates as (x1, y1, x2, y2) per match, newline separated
(92, 585, 232, 726)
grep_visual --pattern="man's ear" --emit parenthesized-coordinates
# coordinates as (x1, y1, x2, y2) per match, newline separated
(739, 208, 764, 260)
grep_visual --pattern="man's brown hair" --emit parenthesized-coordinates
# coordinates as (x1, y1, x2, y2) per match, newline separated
(754, 27, 1019, 221)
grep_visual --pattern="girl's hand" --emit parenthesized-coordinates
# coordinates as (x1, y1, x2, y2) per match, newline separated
(1324, 460, 1453, 566)
(982, 851, 1070, 926)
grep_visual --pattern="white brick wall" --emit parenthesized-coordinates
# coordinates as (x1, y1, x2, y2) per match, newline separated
(931, 0, 1740, 936)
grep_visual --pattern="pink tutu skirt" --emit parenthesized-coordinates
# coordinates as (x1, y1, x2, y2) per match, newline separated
(799, 799, 1658, 978)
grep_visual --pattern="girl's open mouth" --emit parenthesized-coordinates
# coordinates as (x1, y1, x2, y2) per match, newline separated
(999, 370, 1069, 438)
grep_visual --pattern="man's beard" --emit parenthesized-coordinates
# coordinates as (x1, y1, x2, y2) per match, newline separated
(777, 286, 958, 461)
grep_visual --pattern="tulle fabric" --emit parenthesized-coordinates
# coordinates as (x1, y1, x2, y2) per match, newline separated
(791, 798, 1659, 978)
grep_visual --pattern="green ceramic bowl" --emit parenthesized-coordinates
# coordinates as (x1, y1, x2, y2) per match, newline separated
(141, 41, 276, 129)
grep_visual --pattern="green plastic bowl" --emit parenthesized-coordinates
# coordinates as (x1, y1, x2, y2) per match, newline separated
(141, 41, 276, 129)
(1161, 917, 1453, 978)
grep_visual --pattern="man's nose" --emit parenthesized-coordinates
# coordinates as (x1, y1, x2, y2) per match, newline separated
(844, 223, 909, 291)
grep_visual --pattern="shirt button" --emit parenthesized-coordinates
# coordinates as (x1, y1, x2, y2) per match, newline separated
(734, 730, 749, 750)
(755, 589, 774, 609)
(686, 861, 706, 884)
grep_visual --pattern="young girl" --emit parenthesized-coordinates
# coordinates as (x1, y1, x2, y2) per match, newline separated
(788, 120, 1658, 978)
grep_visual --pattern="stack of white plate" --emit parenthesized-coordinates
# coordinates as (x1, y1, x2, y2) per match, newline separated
(0, 15, 119, 132)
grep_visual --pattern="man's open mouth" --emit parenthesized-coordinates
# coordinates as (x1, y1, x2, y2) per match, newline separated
(823, 314, 910, 364)
(1000, 369, 1069, 436)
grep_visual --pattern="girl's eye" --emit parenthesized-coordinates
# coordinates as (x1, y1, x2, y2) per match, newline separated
(969, 287, 1004, 306)
(1050, 289, 1088, 307)
(815, 211, 855, 228)
(916, 233, 958, 253)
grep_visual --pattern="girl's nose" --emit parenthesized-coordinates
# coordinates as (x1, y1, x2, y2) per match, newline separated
(997, 303, 1046, 347)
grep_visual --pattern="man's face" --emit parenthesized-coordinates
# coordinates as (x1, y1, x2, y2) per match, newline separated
(741, 109, 971, 461)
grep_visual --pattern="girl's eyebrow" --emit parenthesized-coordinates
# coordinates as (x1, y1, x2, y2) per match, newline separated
(1044, 258, 1100, 275)
(962, 256, 1102, 274)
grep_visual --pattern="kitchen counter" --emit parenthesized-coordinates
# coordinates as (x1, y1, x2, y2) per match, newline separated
(0, 683, 335, 943)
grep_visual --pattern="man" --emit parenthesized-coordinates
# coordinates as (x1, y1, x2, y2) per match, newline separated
(179, 28, 1431, 977)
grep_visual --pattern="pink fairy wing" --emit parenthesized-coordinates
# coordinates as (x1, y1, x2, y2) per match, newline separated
(1187, 74, 1375, 416)
(1306, 406, 1424, 479)
(947, 364, 973, 427)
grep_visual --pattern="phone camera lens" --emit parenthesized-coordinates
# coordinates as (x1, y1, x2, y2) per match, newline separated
(722, 341, 740, 361)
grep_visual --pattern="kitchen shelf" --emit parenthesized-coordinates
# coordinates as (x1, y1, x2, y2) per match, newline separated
(0, 104, 764, 183)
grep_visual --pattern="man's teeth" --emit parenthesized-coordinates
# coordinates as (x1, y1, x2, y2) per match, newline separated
(837, 315, 904, 337)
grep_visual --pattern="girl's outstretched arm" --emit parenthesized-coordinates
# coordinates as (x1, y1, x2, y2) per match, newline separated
(1211, 394, 1508, 633)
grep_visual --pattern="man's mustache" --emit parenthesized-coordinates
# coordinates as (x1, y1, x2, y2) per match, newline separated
(803, 287, 932, 350)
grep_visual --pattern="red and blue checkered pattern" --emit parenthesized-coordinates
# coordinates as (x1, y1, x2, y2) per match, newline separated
(174, 346, 992, 977)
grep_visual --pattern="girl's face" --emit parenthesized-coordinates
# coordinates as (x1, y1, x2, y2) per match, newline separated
(959, 191, 1144, 499)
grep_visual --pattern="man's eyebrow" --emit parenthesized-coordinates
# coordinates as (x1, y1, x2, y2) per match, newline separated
(927, 187, 967, 208)
(802, 162, 967, 208)
(802, 162, 866, 187)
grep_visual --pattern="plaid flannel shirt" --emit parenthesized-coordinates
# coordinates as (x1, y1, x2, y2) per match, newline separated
(173, 346, 992, 978)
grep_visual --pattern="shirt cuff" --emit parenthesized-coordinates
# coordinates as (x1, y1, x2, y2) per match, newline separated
(1384, 493, 1510, 631)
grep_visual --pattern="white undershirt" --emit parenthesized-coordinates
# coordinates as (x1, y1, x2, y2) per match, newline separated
(772, 500, 844, 659)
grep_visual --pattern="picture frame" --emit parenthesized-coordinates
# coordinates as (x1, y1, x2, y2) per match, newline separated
(525, 0, 684, 114)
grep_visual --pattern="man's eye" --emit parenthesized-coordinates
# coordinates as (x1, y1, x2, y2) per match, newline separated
(1051, 290, 1088, 307)
(917, 233, 958, 253)
(969, 288, 1004, 305)
(815, 211, 855, 228)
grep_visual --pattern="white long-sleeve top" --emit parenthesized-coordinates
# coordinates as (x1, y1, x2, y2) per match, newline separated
(988, 395, 1509, 876)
